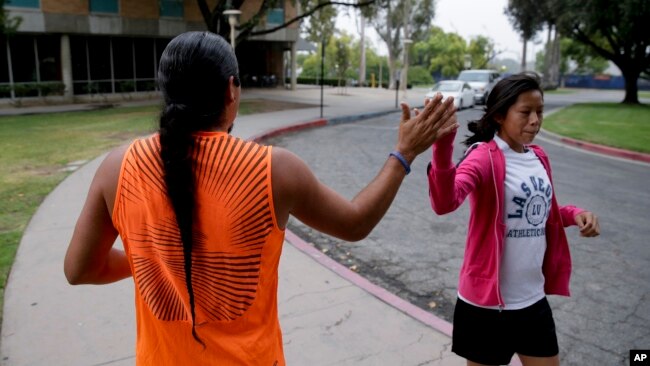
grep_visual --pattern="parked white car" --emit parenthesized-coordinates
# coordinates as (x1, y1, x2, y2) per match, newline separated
(425, 80, 475, 109)
(457, 69, 501, 104)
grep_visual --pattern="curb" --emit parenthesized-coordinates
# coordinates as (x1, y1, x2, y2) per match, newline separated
(248, 108, 403, 143)
(250, 119, 328, 142)
(559, 136, 650, 164)
(538, 128, 650, 164)
(284, 231, 454, 337)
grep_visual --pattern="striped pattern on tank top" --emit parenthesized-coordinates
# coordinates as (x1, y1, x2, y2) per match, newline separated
(115, 133, 274, 323)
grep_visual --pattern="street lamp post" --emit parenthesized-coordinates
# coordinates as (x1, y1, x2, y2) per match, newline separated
(320, 39, 325, 118)
(223, 9, 242, 48)
(395, 69, 401, 109)
(402, 38, 413, 100)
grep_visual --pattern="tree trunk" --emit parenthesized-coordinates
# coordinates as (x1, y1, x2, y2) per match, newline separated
(388, 50, 397, 89)
(622, 68, 640, 104)
(550, 30, 561, 88)
(359, 15, 366, 86)
(542, 24, 553, 87)
(401, 62, 407, 92)
(400, 1, 410, 92)
(521, 38, 527, 72)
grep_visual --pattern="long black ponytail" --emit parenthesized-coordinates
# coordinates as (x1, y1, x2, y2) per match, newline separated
(157, 31, 239, 344)
(464, 72, 543, 146)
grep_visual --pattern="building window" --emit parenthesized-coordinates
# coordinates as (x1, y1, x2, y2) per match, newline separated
(3, 35, 39, 97)
(67, 35, 164, 95)
(134, 38, 155, 91)
(70, 36, 89, 88)
(89, 0, 118, 13)
(36, 36, 60, 81)
(160, 0, 183, 18)
(0, 38, 8, 98)
(87, 37, 112, 93)
(267, 8, 284, 25)
(0, 38, 9, 85)
(6, 0, 39, 8)
(112, 37, 134, 92)
(9, 36, 36, 83)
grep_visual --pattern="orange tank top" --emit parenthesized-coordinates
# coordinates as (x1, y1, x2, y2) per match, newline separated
(112, 132, 286, 365)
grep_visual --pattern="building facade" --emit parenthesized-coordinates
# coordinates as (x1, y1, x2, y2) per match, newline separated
(2, 0, 299, 100)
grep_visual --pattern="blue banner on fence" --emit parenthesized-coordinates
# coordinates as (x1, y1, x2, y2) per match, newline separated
(564, 74, 650, 91)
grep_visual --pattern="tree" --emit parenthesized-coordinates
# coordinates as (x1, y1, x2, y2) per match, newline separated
(537, 40, 610, 83)
(559, 0, 650, 104)
(299, 52, 326, 78)
(535, 0, 567, 89)
(561, 38, 608, 75)
(467, 36, 501, 70)
(363, 46, 389, 86)
(413, 28, 500, 78)
(504, 0, 543, 71)
(0, 0, 22, 36)
(299, 31, 388, 86)
(535, 49, 569, 76)
(196, 0, 374, 47)
(299, 36, 336, 79)
(414, 27, 466, 79)
(298, 32, 356, 81)
(407, 65, 433, 86)
(334, 36, 351, 87)
(361, 0, 435, 88)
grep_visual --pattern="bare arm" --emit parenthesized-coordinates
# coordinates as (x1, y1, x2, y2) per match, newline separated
(273, 94, 459, 241)
(64, 146, 132, 285)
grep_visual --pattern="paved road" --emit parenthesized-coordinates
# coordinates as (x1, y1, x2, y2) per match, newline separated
(0, 86, 467, 366)
(266, 99, 650, 365)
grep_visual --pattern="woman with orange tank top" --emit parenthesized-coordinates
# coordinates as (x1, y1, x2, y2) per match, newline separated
(64, 31, 459, 365)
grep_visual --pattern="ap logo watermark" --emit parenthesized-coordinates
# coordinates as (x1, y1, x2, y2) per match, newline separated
(631, 350, 649, 365)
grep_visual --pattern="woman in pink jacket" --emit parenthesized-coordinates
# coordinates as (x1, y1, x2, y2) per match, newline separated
(427, 73, 600, 366)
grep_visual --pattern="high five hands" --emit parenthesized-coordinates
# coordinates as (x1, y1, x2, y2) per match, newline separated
(395, 93, 459, 163)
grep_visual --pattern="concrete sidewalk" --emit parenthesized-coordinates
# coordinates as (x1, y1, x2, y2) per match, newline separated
(0, 86, 466, 365)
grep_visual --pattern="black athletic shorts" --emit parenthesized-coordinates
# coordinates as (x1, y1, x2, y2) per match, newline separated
(452, 297, 559, 365)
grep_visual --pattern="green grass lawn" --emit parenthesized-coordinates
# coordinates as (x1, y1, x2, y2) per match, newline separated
(0, 105, 160, 316)
(639, 91, 650, 99)
(543, 103, 650, 153)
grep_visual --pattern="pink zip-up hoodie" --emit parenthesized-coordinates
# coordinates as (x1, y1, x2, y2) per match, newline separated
(427, 131, 584, 307)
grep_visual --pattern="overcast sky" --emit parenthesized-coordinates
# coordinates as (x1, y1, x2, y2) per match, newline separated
(335, 0, 542, 64)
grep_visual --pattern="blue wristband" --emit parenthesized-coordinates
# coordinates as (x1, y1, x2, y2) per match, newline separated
(389, 151, 411, 175)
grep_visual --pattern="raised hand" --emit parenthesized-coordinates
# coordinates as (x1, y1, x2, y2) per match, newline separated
(395, 93, 459, 163)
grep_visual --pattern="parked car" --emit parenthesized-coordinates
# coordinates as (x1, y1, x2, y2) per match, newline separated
(457, 69, 501, 104)
(425, 80, 475, 110)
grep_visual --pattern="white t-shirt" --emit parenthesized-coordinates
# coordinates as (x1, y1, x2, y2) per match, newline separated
(496, 135, 552, 309)
(459, 136, 553, 310)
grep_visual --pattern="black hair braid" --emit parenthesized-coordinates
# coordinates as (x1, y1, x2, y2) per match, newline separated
(159, 103, 205, 347)
(156, 31, 239, 347)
